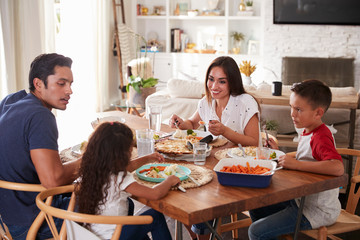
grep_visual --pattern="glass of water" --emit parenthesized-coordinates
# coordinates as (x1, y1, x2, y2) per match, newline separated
(148, 105, 162, 132)
(136, 129, 154, 157)
(193, 142, 207, 165)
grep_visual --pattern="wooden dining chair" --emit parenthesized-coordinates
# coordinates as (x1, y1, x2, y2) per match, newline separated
(299, 148, 360, 240)
(35, 184, 153, 240)
(282, 148, 360, 240)
(0, 180, 46, 240)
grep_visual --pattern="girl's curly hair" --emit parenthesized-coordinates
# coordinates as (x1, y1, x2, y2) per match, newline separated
(75, 122, 134, 216)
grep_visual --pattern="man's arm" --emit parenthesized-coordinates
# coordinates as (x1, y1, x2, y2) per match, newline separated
(31, 149, 81, 188)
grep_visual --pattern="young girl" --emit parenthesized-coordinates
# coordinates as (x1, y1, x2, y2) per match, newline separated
(75, 122, 180, 240)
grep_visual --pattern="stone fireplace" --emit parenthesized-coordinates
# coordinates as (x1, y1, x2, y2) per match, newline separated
(282, 57, 355, 87)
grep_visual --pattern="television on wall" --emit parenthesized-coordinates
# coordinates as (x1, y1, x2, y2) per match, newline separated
(274, 0, 360, 25)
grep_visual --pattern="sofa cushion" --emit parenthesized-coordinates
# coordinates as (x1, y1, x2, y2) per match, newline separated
(167, 78, 205, 99)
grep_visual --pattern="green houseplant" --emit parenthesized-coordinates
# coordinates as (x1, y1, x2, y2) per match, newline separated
(126, 76, 158, 94)
(126, 32, 158, 94)
(264, 120, 280, 137)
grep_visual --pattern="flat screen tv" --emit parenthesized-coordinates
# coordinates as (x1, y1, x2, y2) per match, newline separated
(274, 0, 360, 25)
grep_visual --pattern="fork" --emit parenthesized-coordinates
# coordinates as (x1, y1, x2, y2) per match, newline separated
(238, 144, 246, 157)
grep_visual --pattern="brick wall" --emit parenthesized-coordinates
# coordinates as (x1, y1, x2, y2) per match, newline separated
(262, 1, 360, 91)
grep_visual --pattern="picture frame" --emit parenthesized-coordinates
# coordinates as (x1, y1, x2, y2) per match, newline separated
(177, 0, 190, 15)
(248, 40, 260, 55)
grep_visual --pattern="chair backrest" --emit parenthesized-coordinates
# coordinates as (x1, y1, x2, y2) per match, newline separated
(336, 148, 360, 214)
(0, 180, 46, 240)
(36, 184, 153, 240)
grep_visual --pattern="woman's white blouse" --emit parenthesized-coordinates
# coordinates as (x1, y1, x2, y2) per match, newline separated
(198, 94, 259, 134)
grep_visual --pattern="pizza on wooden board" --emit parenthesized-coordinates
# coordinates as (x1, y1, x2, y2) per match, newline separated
(155, 139, 192, 154)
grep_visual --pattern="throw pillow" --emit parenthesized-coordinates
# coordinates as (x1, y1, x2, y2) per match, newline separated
(167, 78, 205, 99)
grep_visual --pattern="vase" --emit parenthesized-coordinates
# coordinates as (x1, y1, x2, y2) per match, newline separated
(243, 76, 252, 85)
(238, 0, 246, 11)
(129, 86, 156, 108)
(232, 40, 242, 54)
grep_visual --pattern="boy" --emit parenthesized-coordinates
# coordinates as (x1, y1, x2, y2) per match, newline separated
(248, 79, 344, 239)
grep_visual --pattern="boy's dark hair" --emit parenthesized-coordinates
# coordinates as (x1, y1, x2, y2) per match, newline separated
(29, 53, 73, 92)
(291, 79, 332, 112)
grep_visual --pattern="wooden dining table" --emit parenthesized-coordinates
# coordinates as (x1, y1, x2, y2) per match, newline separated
(98, 111, 348, 240)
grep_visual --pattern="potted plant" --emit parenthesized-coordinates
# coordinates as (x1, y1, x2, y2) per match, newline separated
(230, 31, 245, 54)
(245, 0, 253, 11)
(126, 33, 159, 108)
(264, 120, 279, 137)
(239, 60, 256, 85)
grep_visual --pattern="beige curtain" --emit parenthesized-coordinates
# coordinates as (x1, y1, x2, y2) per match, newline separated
(0, 0, 55, 99)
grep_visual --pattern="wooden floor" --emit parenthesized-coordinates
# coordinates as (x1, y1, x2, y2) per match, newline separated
(134, 192, 360, 239)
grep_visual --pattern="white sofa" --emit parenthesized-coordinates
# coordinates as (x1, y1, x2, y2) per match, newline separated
(146, 79, 360, 149)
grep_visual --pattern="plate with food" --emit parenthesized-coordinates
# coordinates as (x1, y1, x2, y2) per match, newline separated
(136, 163, 191, 183)
(71, 141, 87, 157)
(155, 138, 212, 159)
(227, 146, 284, 161)
(172, 129, 218, 142)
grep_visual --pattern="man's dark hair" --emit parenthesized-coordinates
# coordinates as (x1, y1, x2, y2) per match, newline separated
(29, 53, 72, 92)
(291, 79, 332, 112)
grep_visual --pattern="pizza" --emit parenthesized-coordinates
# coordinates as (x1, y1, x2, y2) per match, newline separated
(155, 139, 192, 154)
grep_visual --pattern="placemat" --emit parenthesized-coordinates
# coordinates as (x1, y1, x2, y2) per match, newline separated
(133, 163, 213, 190)
(214, 148, 234, 161)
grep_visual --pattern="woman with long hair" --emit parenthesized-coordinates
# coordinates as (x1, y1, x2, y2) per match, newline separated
(170, 56, 260, 146)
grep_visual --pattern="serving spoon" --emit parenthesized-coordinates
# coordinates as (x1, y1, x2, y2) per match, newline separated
(261, 166, 283, 175)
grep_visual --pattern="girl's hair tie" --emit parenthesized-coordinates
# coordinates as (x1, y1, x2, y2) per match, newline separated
(110, 122, 114, 125)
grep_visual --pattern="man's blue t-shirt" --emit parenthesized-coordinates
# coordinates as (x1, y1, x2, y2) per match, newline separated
(0, 90, 58, 225)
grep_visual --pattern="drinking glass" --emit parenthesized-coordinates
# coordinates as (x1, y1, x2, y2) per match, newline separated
(136, 129, 154, 157)
(148, 105, 162, 132)
(256, 147, 270, 160)
(193, 142, 207, 165)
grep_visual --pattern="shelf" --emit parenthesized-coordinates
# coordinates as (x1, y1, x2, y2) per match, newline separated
(136, 16, 167, 20)
(132, 0, 263, 56)
(169, 16, 226, 20)
(228, 16, 261, 20)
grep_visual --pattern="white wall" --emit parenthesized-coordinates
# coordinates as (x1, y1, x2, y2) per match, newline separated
(262, 1, 360, 91)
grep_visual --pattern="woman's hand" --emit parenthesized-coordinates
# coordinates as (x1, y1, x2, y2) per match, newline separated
(169, 114, 183, 129)
(208, 120, 226, 136)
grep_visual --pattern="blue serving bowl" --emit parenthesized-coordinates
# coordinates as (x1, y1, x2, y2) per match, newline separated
(213, 158, 277, 188)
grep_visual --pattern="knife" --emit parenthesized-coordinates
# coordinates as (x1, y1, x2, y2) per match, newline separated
(177, 167, 201, 186)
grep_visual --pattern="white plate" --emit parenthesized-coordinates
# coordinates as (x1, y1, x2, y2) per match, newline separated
(227, 148, 285, 160)
(71, 144, 82, 157)
(91, 116, 126, 129)
(172, 130, 218, 141)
